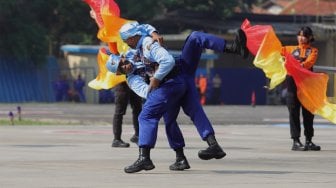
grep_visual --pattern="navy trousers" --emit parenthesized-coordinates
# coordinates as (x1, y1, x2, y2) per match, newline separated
(179, 31, 226, 140)
(138, 31, 227, 148)
(138, 75, 187, 148)
(286, 76, 314, 139)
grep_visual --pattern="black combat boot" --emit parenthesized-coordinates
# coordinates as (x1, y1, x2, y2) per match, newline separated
(291, 138, 306, 151)
(169, 148, 190, 171)
(124, 147, 155, 173)
(305, 138, 321, 151)
(111, 139, 130, 148)
(130, 134, 139, 144)
(198, 134, 226, 160)
(224, 29, 249, 59)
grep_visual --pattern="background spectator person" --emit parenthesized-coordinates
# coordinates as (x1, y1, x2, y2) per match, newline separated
(111, 82, 142, 148)
(67, 88, 80, 102)
(99, 89, 114, 104)
(198, 74, 208, 105)
(53, 76, 64, 102)
(53, 75, 70, 102)
(73, 74, 86, 102)
(61, 75, 70, 102)
(195, 76, 201, 99)
(211, 73, 222, 105)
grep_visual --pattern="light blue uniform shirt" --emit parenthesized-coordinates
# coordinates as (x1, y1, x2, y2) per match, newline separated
(124, 34, 176, 99)
(135, 36, 175, 81)
(135, 24, 157, 38)
(108, 23, 175, 99)
(122, 50, 152, 99)
(106, 24, 158, 98)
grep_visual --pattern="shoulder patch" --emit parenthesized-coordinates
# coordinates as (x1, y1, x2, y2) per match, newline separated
(146, 43, 152, 50)
(142, 37, 153, 51)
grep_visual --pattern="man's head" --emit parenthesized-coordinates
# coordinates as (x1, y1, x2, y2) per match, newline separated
(120, 21, 143, 49)
(106, 54, 133, 75)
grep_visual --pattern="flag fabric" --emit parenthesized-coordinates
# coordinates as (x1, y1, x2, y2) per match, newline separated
(242, 19, 336, 124)
(84, 0, 104, 28)
(241, 19, 286, 89)
(285, 54, 336, 123)
(84, 0, 128, 90)
(88, 48, 126, 90)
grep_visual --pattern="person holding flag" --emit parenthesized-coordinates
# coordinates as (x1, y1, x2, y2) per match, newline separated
(281, 26, 321, 151)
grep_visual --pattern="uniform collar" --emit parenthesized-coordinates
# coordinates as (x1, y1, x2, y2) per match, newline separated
(298, 43, 310, 48)
(136, 35, 146, 50)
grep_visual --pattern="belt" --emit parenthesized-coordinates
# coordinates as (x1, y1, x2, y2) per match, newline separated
(161, 66, 180, 83)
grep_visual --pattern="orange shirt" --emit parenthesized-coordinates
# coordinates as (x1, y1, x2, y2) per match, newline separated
(281, 44, 318, 69)
(199, 77, 207, 94)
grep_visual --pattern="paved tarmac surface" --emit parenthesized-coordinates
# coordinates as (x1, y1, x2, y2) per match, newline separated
(0, 103, 336, 188)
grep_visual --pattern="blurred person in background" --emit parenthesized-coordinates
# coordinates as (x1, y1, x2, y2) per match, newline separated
(73, 74, 86, 103)
(211, 73, 222, 105)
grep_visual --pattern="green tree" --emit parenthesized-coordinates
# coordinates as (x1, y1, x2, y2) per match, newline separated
(36, 0, 98, 57)
(0, 1, 48, 64)
(116, 0, 239, 21)
(0, 0, 240, 65)
(0, 0, 98, 65)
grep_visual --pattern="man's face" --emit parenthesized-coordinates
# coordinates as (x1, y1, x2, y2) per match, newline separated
(117, 57, 133, 75)
(124, 36, 138, 49)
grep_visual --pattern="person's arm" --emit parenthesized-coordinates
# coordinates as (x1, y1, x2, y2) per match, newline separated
(142, 37, 175, 90)
(143, 38, 175, 81)
(127, 74, 149, 99)
(139, 24, 163, 45)
(302, 47, 318, 69)
(281, 46, 296, 56)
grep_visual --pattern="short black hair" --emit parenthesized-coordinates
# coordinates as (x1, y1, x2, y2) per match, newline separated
(298, 26, 315, 42)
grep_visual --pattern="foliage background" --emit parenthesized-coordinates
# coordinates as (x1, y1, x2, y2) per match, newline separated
(0, 0, 261, 65)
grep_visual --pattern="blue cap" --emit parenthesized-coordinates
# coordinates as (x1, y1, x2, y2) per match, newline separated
(119, 21, 143, 41)
(106, 54, 121, 73)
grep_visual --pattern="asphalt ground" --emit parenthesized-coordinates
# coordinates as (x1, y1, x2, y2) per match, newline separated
(0, 103, 335, 188)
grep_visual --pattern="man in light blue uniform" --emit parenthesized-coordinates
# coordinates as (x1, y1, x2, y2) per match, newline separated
(108, 51, 190, 172)
(109, 23, 159, 148)
(108, 23, 190, 171)
(108, 22, 248, 173)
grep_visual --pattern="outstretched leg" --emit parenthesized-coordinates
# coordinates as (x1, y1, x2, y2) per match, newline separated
(179, 30, 248, 76)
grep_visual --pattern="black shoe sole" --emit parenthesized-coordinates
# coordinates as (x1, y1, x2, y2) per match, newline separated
(291, 147, 307, 151)
(124, 164, 155, 173)
(198, 152, 226, 160)
(306, 147, 321, 151)
(111, 143, 130, 148)
(130, 139, 138, 143)
(169, 165, 191, 171)
(169, 161, 191, 171)
(130, 138, 138, 144)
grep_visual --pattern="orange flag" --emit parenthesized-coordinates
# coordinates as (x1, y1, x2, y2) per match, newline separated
(84, 0, 129, 90)
(241, 19, 286, 89)
(88, 48, 126, 90)
(242, 19, 336, 124)
(285, 54, 336, 123)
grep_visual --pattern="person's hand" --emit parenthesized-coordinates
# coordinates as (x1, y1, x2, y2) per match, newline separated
(151, 32, 163, 46)
(148, 77, 161, 92)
